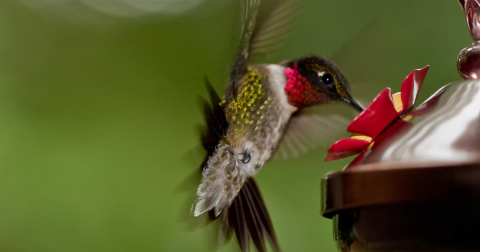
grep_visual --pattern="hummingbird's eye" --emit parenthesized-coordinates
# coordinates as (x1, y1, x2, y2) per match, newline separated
(322, 73, 334, 85)
(241, 153, 251, 164)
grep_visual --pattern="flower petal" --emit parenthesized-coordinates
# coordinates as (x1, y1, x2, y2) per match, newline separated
(325, 138, 372, 161)
(347, 88, 398, 139)
(400, 66, 429, 112)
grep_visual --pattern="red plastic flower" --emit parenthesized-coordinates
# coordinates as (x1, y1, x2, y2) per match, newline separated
(325, 66, 430, 162)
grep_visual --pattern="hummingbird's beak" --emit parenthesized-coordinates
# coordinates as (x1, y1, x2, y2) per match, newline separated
(341, 96, 364, 112)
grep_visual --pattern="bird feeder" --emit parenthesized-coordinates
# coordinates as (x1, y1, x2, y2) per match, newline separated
(321, 1, 480, 251)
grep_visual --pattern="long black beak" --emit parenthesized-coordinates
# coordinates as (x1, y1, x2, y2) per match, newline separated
(342, 97, 364, 112)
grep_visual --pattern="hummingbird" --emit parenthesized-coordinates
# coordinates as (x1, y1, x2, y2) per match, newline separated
(194, 0, 363, 251)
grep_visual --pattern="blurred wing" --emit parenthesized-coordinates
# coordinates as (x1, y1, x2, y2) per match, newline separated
(226, 0, 301, 101)
(239, 0, 262, 57)
(274, 109, 351, 160)
(329, 16, 380, 62)
(200, 78, 228, 159)
(226, 0, 262, 102)
(250, 0, 302, 61)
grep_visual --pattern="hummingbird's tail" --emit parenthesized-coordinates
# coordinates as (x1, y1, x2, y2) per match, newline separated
(225, 178, 280, 252)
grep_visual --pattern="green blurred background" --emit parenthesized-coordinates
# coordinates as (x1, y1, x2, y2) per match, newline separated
(0, 0, 469, 251)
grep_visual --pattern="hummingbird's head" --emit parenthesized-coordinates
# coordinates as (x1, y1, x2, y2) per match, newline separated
(283, 55, 363, 112)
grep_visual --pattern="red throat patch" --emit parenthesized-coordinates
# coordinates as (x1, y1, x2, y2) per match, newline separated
(284, 63, 330, 108)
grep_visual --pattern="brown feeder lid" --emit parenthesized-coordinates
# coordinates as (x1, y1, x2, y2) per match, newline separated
(322, 80, 480, 218)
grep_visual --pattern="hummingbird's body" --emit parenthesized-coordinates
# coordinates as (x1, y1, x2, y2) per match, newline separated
(195, 65, 295, 218)
(193, 1, 363, 251)
(223, 65, 295, 168)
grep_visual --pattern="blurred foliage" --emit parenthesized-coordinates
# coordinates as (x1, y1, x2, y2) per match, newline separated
(0, 0, 469, 251)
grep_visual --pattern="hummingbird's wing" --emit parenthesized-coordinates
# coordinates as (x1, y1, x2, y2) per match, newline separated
(226, 0, 301, 102)
(200, 78, 229, 159)
(273, 106, 352, 160)
(225, 0, 261, 102)
(249, 0, 302, 62)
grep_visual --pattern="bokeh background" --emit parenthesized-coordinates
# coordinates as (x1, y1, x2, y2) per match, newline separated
(0, 0, 469, 251)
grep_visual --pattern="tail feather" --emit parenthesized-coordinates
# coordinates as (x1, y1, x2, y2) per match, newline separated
(230, 191, 249, 251)
(242, 183, 267, 252)
(244, 179, 280, 252)
(226, 178, 280, 252)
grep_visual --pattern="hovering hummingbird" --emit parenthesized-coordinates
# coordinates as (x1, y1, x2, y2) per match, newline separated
(194, 0, 363, 251)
